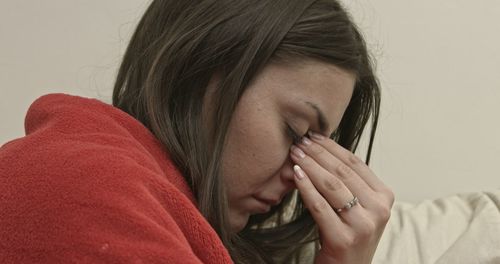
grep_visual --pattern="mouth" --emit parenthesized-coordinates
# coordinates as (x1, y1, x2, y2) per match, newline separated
(252, 196, 281, 213)
(254, 195, 281, 206)
(252, 197, 273, 213)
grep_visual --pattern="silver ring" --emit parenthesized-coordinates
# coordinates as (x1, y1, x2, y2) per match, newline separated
(335, 196, 359, 213)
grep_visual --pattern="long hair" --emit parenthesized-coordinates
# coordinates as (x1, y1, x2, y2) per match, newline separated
(112, 0, 381, 263)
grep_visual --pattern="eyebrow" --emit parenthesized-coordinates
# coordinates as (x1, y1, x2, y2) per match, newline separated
(304, 101, 330, 136)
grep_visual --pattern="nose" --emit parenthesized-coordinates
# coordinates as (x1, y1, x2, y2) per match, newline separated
(277, 157, 297, 195)
(261, 156, 297, 204)
(280, 157, 297, 184)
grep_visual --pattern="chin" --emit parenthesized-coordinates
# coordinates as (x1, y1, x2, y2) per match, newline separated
(229, 210, 249, 233)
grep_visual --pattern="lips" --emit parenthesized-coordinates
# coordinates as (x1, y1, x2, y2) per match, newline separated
(255, 197, 280, 206)
(252, 198, 272, 213)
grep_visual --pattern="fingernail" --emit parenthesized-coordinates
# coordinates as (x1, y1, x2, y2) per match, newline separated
(308, 131, 325, 141)
(293, 165, 305, 180)
(290, 145, 305, 158)
(301, 137, 312, 146)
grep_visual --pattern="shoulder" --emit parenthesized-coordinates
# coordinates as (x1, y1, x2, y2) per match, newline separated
(1, 92, 173, 194)
(0, 124, 205, 263)
(0, 93, 232, 263)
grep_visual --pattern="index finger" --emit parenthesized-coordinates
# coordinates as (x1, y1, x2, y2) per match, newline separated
(308, 131, 389, 193)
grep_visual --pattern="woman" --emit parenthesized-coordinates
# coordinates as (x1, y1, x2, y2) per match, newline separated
(0, 0, 394, 263)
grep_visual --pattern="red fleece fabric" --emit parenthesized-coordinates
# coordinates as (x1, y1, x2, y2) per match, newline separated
(0, 93, 233, 263)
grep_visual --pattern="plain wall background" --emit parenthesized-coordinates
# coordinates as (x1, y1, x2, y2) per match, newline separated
(1, 0, 499, 203)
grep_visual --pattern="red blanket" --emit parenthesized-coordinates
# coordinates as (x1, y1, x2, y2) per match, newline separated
(0, 93, 233, 263)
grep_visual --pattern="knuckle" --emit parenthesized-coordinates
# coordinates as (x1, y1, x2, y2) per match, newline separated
(358, 219, 377, 238)
(335, 163, 354, 179)
(323, 176, 344, 191)
(372, 201, 392, 223)
(300, 155, 312, 166)
(310, 145, 325, 155)
(386, 189, 396, 205)
(347, 153, 363, 166)
(310, 200, 330, 214)
(379, 206, 392, 222)
(336, 234, 356, 250)
(379, 187, 396, 207)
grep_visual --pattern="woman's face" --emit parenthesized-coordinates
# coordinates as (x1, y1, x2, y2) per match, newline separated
(204, 59, 356, 232)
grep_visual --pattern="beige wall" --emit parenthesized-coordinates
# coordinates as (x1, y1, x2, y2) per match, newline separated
(1, 1, 499, 202)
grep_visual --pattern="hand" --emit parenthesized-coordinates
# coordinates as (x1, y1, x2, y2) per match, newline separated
(289, 131, 394, 264)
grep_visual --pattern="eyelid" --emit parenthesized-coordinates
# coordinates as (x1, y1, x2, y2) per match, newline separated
(286, 124, 304, 143)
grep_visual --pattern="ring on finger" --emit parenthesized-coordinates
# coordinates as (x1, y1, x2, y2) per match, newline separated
(334, 196, 359, 213)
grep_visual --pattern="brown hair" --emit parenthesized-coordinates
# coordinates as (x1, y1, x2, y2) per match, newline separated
(112, 0, 380, 263)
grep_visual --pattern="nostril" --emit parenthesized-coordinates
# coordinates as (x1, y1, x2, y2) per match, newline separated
(281, 162, 295, 180)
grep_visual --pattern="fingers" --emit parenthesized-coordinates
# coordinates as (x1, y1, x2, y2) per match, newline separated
(290, 145, 369, 230)
(291, 145, 355, 210)
(291, 164, 346, 233)
(292, 163, 371, 239)
(298, 132, 394, 221)
(295, 136, 376, 208)
(307, 131, 389, 194)
(290, 132, 394, 262)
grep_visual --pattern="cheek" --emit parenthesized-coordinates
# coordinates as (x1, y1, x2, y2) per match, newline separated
(223, 123, 288, 194)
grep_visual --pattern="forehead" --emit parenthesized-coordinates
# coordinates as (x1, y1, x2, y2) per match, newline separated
(262, 59, 356, 133)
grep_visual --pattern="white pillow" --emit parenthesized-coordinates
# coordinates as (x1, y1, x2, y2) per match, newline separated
(374, 189, 500, 264)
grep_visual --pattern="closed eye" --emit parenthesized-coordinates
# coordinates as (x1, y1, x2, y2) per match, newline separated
(285, 123, 303, 144)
